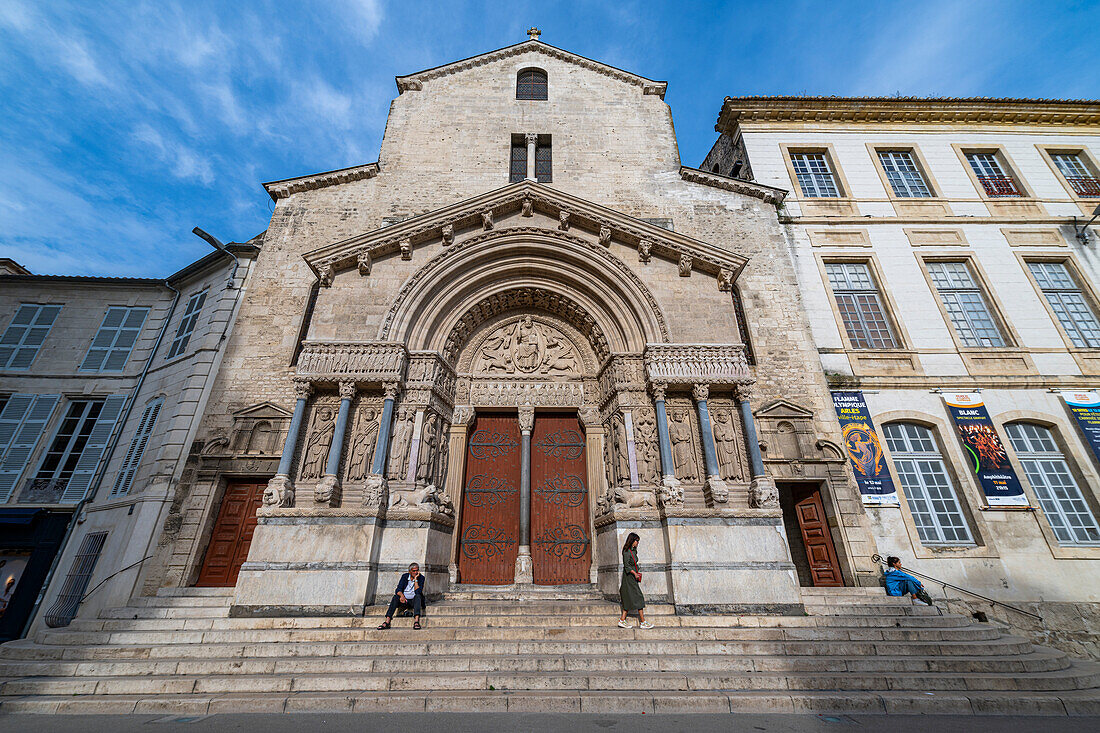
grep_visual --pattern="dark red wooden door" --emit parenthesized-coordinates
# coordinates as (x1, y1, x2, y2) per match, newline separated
(458, 414, 521, 584)
(531, 413, 590, 585)
(196, 481, 265, 587)
(794, 486, 843, 587)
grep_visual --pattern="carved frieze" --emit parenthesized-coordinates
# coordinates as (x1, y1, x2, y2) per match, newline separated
(296, 341, 408, 383)
(644, 344, 752, 386)
(405, 351, 457, 404)
(597, 354, 647, 403)
(467, 380, 586, 408)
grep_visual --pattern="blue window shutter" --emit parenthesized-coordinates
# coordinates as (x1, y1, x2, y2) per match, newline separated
(112, 399, 161, 496)
(1, 305, 61, 370)
(0, 394, 60, 502)
(0, 394, 36, 464)
(60, 395, 128, 503)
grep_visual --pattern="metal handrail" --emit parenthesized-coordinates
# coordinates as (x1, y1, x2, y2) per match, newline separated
(871, 554, 1042, 622)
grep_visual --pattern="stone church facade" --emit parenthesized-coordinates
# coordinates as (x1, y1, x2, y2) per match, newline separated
(144, 37, 881, 615)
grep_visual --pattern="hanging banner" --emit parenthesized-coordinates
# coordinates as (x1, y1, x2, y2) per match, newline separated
(1058, 391, 1100, 467)
(941, 392, 1029, 508)
(831, 391, 899, 506)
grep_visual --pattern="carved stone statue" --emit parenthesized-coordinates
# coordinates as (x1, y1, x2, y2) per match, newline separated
(416, 413, 438, 484)
(474, 317, 580, 375)
(668, 410, 698, 482)
(299, 406, 335, 480)
(346, 407, 379, 481)
(388, 407, 414, 479)
(603, 421, 617, 488)
(435, 423, 450, 488)
(712, 409, 744, 482)
(263, 475, 294, 508)
(612, 414, 630, 485)
(614, 485, 656, 509)
(634, 410, 659, 484)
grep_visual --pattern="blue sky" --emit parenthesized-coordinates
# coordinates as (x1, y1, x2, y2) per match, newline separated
(1, 0, 1097, 277)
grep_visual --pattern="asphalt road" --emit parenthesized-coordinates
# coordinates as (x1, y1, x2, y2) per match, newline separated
(3, 714, 1099, 732)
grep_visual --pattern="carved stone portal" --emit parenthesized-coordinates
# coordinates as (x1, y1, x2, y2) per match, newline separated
(474, 315, 581, 375)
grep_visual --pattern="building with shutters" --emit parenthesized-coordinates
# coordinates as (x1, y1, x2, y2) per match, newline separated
(0, 240, 258, 640)
(705, 97, 1100, 626)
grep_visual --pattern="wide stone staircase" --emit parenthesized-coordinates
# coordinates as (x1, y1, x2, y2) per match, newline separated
(0, 585, 1098, 715)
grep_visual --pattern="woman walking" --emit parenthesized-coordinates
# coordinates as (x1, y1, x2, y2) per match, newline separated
(618, 532, 653, 629)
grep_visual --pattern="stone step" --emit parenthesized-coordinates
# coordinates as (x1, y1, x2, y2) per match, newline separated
(0, 648, 1071, 679)
(154, 587, 234, 598)
(3, 662, 1097, 697)
(100, 606, 231, 620)
(129, 596, 233, 608)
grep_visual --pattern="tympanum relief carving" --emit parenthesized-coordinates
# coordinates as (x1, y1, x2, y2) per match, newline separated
(474, 316, 581, 375)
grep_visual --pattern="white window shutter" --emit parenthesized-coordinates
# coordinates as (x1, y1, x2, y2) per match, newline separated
(61, 395, 128, 503)
(112, 400, 161, 496)
(0, 394, 60, 502)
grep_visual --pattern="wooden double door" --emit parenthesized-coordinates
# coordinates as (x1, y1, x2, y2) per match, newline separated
(784, 482, 844, 587)
(458, 412, 590, 585)
(196, 480, 265, 587)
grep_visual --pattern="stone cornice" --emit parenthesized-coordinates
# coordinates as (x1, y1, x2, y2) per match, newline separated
(263, 163, 380, 201)
(679, 166, 787, 204)
(395, 40, 667, 99)
(717, 96, 1100, 131)
(300, 180, 749, 287)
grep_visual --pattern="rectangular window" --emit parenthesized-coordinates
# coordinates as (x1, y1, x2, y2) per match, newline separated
(824, 263, 898, 349)
(1028, 261, 1100, 348)
(80, 306, 149, 372)
(877, 151, 932, 198)
(790, 152, 840, 197)
(43, 531, 108, 628)
(926, 261, 1006, 347)
(0, 304, 62, 370)
(534, 135, 552, 183)
(884, 423, 974, 546)
(509, 136, 527, 183)
(965, 152, 1023, 197)
(111, 399, 162, 496)
(166, 291, 207, 359)
(1050, 152, 1100, 197)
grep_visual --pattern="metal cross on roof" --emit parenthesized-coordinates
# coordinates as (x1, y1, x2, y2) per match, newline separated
(527, 27, 541, 40)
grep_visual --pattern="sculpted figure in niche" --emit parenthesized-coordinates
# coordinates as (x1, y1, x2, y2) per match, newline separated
(512, 316, 541, 372)
(346, 407, 379, 482)
(388, 408, 414, 479)
(416, 414, 439, 484)
(435, 423, 451, 489)
(612, 414, 630, 485)
(668, 410, 698, 482)
(634, 411, 659, 485)
(300, 406, 335, 480)
(712, 410, 744, 482)
(603, 421, 617, 488)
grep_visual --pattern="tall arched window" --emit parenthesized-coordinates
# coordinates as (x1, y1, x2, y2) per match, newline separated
(1006, 422, 1100, 545)
(516, 68, 548, 100)
(882, 422, 973, 546)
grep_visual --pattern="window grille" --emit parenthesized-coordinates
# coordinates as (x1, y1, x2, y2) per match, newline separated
(824, 263, 898, 349)
(516, 68, 548, 100)
(1006, 423, 1100, 545)
(43, 531, 108, 628)
(878, 151, 932, 198)
(80, 306, 149, 372)
(0, 304, 62, 370)
(926, 261, 1006, 347)
(112, 399, 162, 496)
(883, 423, 974, 545)
(1028, 261, 1100, 348)
(790, 153, 839, 197)
(166, 291, 207, 359)
(965, 152, 1023, 197)
(1050, 153, 1100, 197)
(509, 137, 527, 182)
(534, 136, 552, 183)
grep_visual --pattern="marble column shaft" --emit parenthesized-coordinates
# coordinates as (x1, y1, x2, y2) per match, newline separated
(739, 393, 766, 478)
(324, 383, 355, 478)
(370, 383, 400, 476)
(277, 391, 310, 477)
(652, 384, 674, 479)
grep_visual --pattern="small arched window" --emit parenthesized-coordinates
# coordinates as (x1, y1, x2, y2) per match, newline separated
(516, 68, 547, 100)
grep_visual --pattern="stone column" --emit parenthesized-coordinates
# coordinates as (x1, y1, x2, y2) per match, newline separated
(515, 404, 535, 584)
(651, 382, 681, 504)
(693, 384, 729, 504)
(446, 407, 474, 583)
(737, 384, 778, 508)
(316, 381, 355, 505)
(364, 381, 400, 505)
(579, 408, 604, 584)
(525, 132, 538, 181)
(263, 380, 312, 507)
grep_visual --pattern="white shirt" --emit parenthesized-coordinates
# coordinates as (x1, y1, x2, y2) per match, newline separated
(403, 575, 418, 600)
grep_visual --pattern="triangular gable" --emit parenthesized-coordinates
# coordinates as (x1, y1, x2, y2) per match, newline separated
(233, 402, 293, 419)
(756, 399, 816, 419)
(395, 40, 667, 99)
(301, 180, 749, 288)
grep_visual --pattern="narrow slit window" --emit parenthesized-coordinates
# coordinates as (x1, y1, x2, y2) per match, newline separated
(534, 135, 552, 183)
(509, 135, 527, 183)
(166, 290, 207, 359)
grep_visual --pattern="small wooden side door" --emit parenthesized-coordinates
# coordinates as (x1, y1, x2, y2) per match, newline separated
(196, 481, 265, 587)
(793, 485, 844, 587)
(457, 414, 521, 585)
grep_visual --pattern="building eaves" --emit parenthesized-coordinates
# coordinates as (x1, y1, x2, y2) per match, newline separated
(679, 166, 787, 205)
(263, 162, 380, 201)
(394, 39, 667, 99)
(716, 95, 1100, 131)
(166, 242, 260, 285)
(0, 273, 166, 287)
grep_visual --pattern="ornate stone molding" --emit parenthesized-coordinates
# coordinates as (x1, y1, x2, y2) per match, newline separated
(679, 166, 787, 205)
(644, 344, 752, 386)
(692, 384, 710, 402)
(263, 163, 379, 201)
(338, 381, 357, 400)
(296, 341, 407, 383)
(467, 380, 585, 408)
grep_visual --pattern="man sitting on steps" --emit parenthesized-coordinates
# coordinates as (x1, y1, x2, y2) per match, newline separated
(377, 562, 425, 630)
(884, 555, 935, 606)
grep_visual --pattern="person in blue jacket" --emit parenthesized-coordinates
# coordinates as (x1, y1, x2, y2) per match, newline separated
(377, 562, 426, 630)
(884, 556, 934, 606)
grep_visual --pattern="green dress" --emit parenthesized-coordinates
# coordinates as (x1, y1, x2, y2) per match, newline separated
(619, 547, 645, 611)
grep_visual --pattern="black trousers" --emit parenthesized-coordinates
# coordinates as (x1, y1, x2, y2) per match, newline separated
(386, 593, 423, 618)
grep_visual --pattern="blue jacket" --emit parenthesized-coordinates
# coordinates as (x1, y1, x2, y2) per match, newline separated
(394, 572, 426, 601)
(884, 568, 923, 596)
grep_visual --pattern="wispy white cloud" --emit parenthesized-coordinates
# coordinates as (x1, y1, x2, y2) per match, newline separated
(133, 123, 216, 185)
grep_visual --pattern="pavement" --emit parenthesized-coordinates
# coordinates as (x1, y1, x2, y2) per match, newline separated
(3, 713, 1100, 732)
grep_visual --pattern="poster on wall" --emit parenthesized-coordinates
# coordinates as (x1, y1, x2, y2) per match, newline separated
(1058, 391, 1100, 467)
(941, 392, 1029, 508)
(831, 391, 899, 506)
(0, 552, 31, 620)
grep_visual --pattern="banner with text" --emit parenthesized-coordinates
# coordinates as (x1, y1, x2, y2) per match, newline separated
(831, 391, 899, 506)
(942, 392, 1028, 508)
(1059, 391, 1100, 468)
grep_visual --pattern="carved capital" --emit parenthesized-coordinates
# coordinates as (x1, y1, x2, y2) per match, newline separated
(293, 380, 314, 400)
(598, 225, 612, 247)
(441, 224, 454, 245)
(451, 405, 475, 426)
(651, 381, 667, 402)
(718, 267, 734, 292)
(518, 404, 535, 433)
(481, 210, 494, 230)
(558, 211, 570, 230)
(735, 383, 754, 403)
(383, 381, 401, 401)
(524, 132, 538, 146)
(578, 406, 601, 428)
(357, 251, 372, 276)
(338, 381, 357, 400)
(638, 239, 651, 263)
(678, 254, 692, 277)
(692, 383, 710, 402)
(400, 239, 412, 260)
